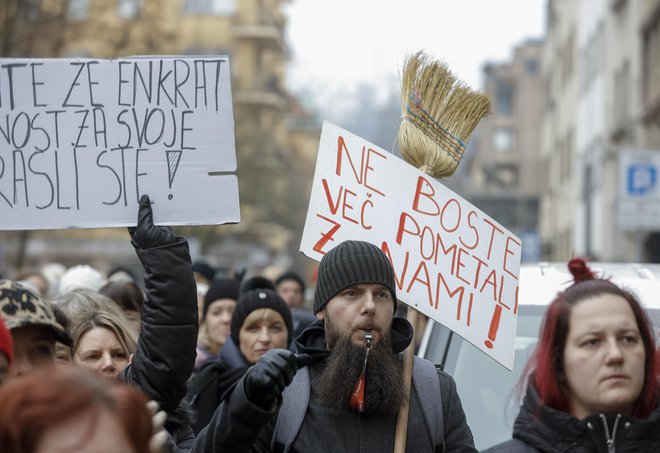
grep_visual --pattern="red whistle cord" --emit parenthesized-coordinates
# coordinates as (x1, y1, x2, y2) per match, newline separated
(349, 371, 366, 413)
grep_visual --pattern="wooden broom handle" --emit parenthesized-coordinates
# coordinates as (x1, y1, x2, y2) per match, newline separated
(393, 306, 418, 453)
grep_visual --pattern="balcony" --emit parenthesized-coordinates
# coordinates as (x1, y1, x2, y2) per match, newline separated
(233, 14, 284, 51)
(233, 74, 287, 110)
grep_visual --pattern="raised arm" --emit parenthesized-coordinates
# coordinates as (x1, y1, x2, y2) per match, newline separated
(121, 194, 199, 414)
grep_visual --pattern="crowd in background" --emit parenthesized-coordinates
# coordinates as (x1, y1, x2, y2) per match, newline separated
(0, 196, 319, 452)
(0, 201, 659, 452)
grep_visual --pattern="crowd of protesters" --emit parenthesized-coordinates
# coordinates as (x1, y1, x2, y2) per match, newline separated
(1, 197, 659, 452)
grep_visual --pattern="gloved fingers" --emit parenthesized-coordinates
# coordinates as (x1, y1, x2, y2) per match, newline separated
(295, 353, 312, 369)
(269, 355, 298, 387)
(137, 194, 154, 228)
(263, 366, 287, 392)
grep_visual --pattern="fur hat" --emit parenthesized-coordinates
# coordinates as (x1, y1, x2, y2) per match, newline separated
(0, 280, 73, 347)
(231, 289, 293, 346)
(203, 277, 241, 318)
(313, 240, 397, 314)
(0, 317, 13, 366)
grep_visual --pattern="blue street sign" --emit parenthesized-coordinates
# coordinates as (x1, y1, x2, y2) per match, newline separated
(627, 164, 656, 196)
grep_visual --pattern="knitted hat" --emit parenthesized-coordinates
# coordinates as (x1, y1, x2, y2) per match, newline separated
(239, 276, 275, 294)
(0, 279, 73, 347)
(203, 277, 241, 318)
(313, 240, 397, 314)
(275, 271, 306, 293)
(59, 265, 107, 295)
(0, 317, 12, 366)
(192, 260, 216, 283)
(231, 289, 293, 346)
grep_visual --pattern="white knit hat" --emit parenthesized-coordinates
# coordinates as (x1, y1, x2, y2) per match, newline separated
(59, 265, 107, 295)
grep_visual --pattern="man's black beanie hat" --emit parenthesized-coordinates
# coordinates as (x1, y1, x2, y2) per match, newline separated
(313, 240, 397, 314)
(231, 289, 294, 346)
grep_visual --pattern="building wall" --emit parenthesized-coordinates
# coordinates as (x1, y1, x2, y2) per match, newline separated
(539, 0, 579, 260)
(575, 0, 607, 259)
(541, 0, 660, 262)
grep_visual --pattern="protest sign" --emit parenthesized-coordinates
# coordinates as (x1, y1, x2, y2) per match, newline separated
(301, 121, 521, 369)
(0, 56, 239, 229)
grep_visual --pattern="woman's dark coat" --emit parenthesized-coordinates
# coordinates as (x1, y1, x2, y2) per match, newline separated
(482, 385, 660, 453)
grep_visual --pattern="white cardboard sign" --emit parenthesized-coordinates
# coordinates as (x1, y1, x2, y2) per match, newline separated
(301, 122, 521, 369)
(0, 56, 239, 229)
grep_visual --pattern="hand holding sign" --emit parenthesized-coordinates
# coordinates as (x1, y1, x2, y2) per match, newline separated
(129, 194, 177, 250)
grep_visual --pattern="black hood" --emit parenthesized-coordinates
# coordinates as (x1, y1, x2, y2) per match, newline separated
(295, 316, 414, 362)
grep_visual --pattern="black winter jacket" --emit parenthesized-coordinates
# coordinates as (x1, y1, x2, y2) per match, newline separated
(190, 318, 477, 453)
(482, 384, 660, 453)
(118, 238, 199, 448)
(187, 331, 301, 434)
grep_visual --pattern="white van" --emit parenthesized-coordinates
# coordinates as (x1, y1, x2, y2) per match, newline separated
(417, 262, 660, 451)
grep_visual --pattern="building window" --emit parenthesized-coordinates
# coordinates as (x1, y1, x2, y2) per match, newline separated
(67, 0, 89, 21)
(495, 80, 513, 115)
(580, 23, 604, 92)
(185, 0, 236, 15)
(495, 164, 519, 188)
(493, 127, 515, 152)
(613, 60, 630, 130)
(642, 7, 660, 114)
(526, 58, 539, 74)
(18, 0, 40, 22)
(118, 0, 141, 19)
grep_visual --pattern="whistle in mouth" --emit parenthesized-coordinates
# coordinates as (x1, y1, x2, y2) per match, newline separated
(364, 331, 373, 348)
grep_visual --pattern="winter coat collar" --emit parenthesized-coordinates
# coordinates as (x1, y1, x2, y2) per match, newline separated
(513, 383, 660, 452)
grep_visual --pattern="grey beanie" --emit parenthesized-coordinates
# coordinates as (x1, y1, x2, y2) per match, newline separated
(313, 240, 397, 313)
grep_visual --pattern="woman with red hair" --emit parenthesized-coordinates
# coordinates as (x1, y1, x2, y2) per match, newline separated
(0, 366, 154, 453)
(484, 258, 660, 452)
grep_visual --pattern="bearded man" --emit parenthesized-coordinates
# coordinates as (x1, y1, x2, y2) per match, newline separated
(191, 240, 477, 452)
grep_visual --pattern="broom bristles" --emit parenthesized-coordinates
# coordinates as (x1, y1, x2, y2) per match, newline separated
(399, 51, 491, 179)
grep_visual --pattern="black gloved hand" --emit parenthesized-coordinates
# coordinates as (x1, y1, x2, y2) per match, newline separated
(128, 194, 177, 249)
(243, 349, 310, 410)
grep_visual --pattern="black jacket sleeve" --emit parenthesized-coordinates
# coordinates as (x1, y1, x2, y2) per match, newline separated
(190, 376, 278, 453)
(121, 238, 199, 414)
(438, 370, 478, 453)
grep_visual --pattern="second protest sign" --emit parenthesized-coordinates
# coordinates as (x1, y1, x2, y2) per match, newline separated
(301, 121, 521, 369)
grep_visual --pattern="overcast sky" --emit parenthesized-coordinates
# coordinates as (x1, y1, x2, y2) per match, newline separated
(283, 0, 546, 102)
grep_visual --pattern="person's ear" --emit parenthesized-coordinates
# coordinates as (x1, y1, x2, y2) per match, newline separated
(316, 311, 324, 321)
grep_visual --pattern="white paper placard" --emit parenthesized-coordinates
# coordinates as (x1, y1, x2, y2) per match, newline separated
(0, 56, 239, 229)
(301, 122, 521, 369)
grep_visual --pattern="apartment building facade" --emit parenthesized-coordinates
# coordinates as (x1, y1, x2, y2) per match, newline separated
(0, 0, 320, 273)
(465, 39, 544, 262)
(541, 0, 660, 262)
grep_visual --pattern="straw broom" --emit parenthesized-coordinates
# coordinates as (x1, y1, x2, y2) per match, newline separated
(394, 51, 491, 453)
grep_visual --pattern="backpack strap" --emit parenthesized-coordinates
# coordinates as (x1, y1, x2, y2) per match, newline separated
(412, 356, 444, 450)
(271, 358, 444, 453)
(271, 365, 310, 453)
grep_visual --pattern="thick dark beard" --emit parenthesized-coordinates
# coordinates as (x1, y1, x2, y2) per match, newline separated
(318, 322, 405, 416)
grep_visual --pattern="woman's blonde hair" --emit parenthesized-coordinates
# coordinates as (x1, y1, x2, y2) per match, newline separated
(71, 310, 137, 358)
(240, 308, 285, 329)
